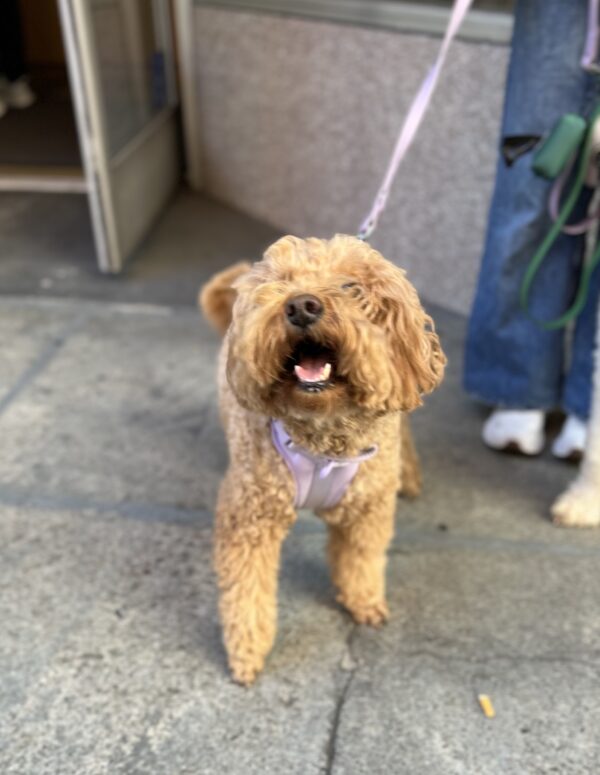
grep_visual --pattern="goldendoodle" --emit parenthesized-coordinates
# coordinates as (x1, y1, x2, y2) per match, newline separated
(201, 234, 446, 684)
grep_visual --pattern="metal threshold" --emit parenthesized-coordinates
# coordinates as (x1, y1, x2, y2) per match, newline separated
(0, 166, 88, 194)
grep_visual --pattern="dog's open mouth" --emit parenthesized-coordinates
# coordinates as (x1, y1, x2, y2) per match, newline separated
(286, 339, 336, 393)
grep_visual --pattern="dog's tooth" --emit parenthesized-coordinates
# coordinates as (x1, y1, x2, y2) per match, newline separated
(322, 363, 332, 381)
(294, 364, 307, 381)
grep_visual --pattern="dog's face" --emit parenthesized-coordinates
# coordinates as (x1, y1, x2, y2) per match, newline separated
(226, 235, 445, 421)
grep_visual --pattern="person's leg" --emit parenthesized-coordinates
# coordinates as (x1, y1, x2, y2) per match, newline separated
(464, 0, 591, 437)
(552, 303, 600, 527)
(556, 260, 600, 457)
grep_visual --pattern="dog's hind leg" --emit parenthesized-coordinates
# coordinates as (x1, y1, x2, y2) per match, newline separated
(398, 414, 422, 499)
(214, 474, 295, 685)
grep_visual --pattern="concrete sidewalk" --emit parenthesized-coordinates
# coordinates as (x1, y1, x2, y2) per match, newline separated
(1, 295, 599, 775)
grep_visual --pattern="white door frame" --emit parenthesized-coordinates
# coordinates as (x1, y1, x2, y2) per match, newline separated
(58, 0, 181, 273)
(58, 0, 119, 272)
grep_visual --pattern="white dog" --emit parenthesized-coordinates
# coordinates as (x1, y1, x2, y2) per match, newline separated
(552, 302, 600, 527)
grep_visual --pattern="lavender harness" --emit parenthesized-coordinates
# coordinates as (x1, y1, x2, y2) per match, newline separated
(271, 420, 378, 510)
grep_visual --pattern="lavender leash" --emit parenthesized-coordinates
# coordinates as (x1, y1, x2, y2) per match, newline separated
(582, 0, 600, 73)
(358, 0, 600, 241)
(357, 0, 475, 241)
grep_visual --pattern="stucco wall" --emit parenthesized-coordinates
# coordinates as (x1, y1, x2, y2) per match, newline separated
(192, 7, 510, 314)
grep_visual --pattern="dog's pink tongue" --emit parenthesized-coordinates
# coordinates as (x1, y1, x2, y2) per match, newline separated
(294, 356, 329, 382)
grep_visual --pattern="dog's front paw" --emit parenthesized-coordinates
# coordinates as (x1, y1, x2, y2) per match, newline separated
(552, 484, 600, 528)
(229, 654, 265, 686)
(340, 597, 389, 627)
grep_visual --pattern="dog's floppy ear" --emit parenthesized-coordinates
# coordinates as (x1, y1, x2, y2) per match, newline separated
(379, 266, 446, 412)
(199, 261, 252, 335)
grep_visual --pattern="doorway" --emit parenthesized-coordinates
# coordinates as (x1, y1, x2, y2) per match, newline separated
(0, 0, 182, 273)
(0, 0, 84, 190)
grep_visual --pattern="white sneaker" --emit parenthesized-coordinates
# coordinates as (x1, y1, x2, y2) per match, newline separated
(0, 97, 7, 119)
(552, 415, 587, 461)
(6, 78, 36, 109)
(482, 409, 545, 456)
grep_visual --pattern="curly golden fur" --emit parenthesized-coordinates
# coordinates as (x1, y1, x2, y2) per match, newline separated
(201, 234, 446, 684)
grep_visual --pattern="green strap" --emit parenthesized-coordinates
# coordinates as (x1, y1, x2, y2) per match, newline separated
(520, 104, 600, 330)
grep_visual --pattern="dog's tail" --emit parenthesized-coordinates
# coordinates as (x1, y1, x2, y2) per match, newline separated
(199, 261, 251, 336)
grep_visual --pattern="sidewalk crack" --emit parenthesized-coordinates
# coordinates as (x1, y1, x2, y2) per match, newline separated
(0, 310, 89, 417)
(324, 625, 359, 775)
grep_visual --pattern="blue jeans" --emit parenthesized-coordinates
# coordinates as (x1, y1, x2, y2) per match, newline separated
(464, 0, 600, 420)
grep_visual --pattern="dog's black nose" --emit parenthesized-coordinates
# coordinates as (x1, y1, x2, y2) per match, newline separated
(285, 294, 323, 328)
